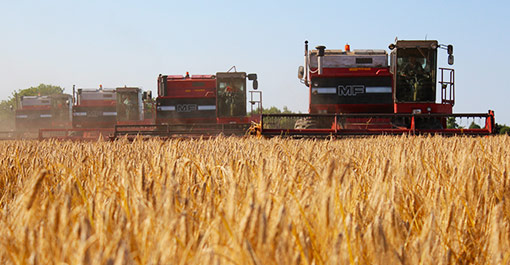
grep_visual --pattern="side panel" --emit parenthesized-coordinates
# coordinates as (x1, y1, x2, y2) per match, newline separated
(15, 109, 53, 130)
(310, 103, 394, 114)
(72, 105, 117, 128)
(164, 79, 216, 98)
(156, 97, 216, 124)
(394, 103, 452, 114)
(156, 75, 218, 124)
(309, 76, 393, 113)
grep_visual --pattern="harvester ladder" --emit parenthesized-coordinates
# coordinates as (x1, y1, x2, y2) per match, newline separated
(439, 68, 455, 106)
(249, 91, 263, 115)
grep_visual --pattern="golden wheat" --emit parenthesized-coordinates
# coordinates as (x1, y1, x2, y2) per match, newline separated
(0, 135, 509, 264)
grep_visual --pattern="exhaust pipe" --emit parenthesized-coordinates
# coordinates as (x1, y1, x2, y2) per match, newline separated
(304, 40, 309, 83)
(316, 45, 326, 75)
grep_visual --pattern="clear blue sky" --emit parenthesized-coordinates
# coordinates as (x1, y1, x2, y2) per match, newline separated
(1, 0, 509, 124)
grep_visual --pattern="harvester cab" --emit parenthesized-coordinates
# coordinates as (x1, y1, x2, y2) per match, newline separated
(115, 86, 144, 122)
(216, 72, 258, 120)
(388, 40, 457, 113)
(389, 40, 447, 105)
(49, 94, 73, 126)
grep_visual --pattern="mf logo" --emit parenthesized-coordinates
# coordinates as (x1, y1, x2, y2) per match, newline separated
(338, 85, 365, 96)
(176, 104, 198, 112)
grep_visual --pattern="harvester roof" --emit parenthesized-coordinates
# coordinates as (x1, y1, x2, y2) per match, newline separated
(309, 48, 388, 68)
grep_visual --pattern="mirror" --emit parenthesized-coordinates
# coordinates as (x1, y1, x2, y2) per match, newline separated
(252, 80, 258, 90)
(298, 66, 304, 79)
(247, 73, 257, 81)
(143, 91, 153, 100)
(448, 54, 454, 65)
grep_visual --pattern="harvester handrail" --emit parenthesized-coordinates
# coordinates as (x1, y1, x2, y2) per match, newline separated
(261, 113, 493, 118)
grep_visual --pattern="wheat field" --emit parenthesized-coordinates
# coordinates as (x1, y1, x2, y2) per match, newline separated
(0, 136, 509, 264)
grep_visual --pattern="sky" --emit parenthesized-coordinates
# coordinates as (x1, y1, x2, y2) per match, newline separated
(1, 0, 509, 124)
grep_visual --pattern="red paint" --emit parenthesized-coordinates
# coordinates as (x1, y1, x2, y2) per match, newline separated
(117, 119, 154, 125)
(308, 67, 391, 78)
(78, 100, 116, 107)
(156, 117, 217, 125)
(74, 119, 116, 128)
(307, 67, 393, 115)
(217, 116, 251, 124)
(20, 105, 51, 110)
(310, 103, 394, 114)
(163, 78, 216, 98)
(394, 103, 452, 114)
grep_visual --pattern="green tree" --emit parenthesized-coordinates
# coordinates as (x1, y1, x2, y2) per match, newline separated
(446, 117, 461, 129)
(262, 106, 294, 114)
(468, 121, 481, 129)
(249, 106, 298, 116)
(0, 84, 64, 130)
(495, 123, 510, 135)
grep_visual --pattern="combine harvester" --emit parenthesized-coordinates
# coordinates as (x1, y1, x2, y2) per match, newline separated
(37, 69, 260, 140)
(112, 68, 261, 139)
(2, 94, 73, 139)
(259, 39, 495, 137)
(38, 85, 153, 140)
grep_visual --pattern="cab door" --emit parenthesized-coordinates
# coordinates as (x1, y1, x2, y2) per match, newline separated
(116, 88, 142, 121)
(215, 72, 247, 118)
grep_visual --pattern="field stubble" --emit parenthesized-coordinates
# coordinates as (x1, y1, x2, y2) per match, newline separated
(0, 136, 509, 264)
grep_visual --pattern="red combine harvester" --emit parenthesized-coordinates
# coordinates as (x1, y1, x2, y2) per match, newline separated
(38, 85, 152, 140)
(260, 39, 495, 137)
(72, 86, 117, 129)
(113, 69, 261, 138)
(12, 94, 72, 138)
